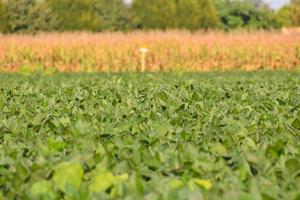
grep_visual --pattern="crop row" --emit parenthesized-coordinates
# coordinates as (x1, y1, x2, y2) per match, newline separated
(0, 72, 299, 199)
(0, 31, 300, 72)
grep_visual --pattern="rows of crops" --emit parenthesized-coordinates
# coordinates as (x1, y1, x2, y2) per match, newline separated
(0, 31, 300, 72)
(0, 72, 299, 199)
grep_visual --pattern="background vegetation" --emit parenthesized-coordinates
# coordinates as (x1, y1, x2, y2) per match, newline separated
(0, 0, 299, 33)
(214, 0, 280, 29)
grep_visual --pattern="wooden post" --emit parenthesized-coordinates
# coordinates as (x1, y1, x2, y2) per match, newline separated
(139, 48, 148, 72)
(141, 52, 146, 72)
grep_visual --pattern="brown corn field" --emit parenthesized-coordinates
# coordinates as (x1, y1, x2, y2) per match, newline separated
(0, 30, 299, 72)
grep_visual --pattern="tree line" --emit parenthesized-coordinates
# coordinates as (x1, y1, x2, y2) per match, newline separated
(0, 0, 299, 33)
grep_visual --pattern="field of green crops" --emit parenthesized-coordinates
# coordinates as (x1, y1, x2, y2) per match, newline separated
(0, 72, 300, 200)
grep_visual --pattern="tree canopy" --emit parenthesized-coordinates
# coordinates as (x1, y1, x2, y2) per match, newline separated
(276, 0, 300, 27)
(290, 0, 300, 26)
(1, 0, 56, 33)
(133, 0, 220, 30)
(0, 0, 8, 32)
(213, 0, 280, 29)
(0, 0, 298, 33)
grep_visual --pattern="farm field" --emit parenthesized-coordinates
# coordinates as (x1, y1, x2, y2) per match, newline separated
(0, 31, 300, 73)
(0, 72, 299, 200)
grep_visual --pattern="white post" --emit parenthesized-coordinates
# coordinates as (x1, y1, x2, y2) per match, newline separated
(139, 48, 148, 72)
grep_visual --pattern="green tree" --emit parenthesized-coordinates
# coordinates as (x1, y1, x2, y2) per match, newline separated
(133, 0, 177, 30)
(290, 0, 300, 26)
(276, 6, 294, 27)
(47, 0, 98, 31)
(3, 0, 57, 33)
(48, 0, 135, 32)
(276, 0, 300, 27)
(132, 0, 219, 30)
(0, 0, 8, 32)
(94, 0, 137, 31)
(175, 0, 199, 30)
(214, 0, 279, 29)
(198, 0, 220, 29)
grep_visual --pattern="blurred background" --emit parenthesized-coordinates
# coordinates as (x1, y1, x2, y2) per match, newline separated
(0, 0, 299, 33)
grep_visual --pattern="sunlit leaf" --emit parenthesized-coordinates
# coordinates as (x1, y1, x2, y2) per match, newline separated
(53, 161, 83, 193)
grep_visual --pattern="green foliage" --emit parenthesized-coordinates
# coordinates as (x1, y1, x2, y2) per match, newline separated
(175, 0, 201, 30)
(290, 0, 300, 26)
(52, 161, 84, 194)
(3, 0, 57, 33)
(0, 72, 300, 199)
(46, 0, 98, 31)
(0, 0, 8, 32)
(132, 0, 177, 30)
(133, 0, 220, 30)
(29, 180, 57, 200)
(93, 0, 137, 31)
(0, 0, 294, 33)
(47, 0, 135, 32)
(276, 6, 294, 27)
(276, 0, 300, 27)
(89, 166, 129, 194)
(89, 168, 115, 193)
(198, 0, 221, 29)
(214, 0, 280, 29)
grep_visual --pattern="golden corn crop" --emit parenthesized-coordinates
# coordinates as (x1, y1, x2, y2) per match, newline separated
(0, 30, 299, 72)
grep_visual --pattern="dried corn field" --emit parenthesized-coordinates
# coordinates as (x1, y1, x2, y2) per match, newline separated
(0, 31, 300, 72)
